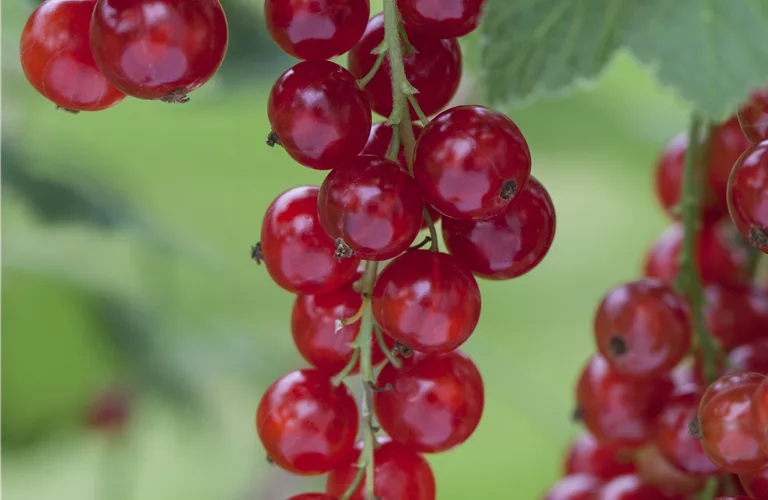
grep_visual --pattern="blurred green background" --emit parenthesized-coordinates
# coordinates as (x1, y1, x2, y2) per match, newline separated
(2, 0, 693, 498)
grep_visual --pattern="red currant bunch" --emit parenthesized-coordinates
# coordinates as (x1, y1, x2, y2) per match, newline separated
(20, 0, 228, 111)
(253, 1, 560, 498)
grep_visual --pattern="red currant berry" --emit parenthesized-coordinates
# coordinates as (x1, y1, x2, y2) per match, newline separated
(704, 284, 768, 350)
(729, 339, 768, 375)
(710, 117, 754, 207)
(740, 467, 768, 499)
(739, 88, 768, 143)
(752, 378, 768, 453)
(291, 283, 393, 374)
(699, 372, 768, 474)
(371, 249, 481, 353)
(260, 186, 360, 295)
(576, 354, 673, 448)
(727, 140, 768, 253)
(20, 0, 126, 112)
(414, 105, 532, 220)
(287, 495, 337, 500)
(256, 369, 359, 475)
(643, 219, 753, 287)
(89, 0, 228, 102)
(264, 0, 369, 61)
(671, 361, 705, 394)
(564, 431, 636, 480)
(397, 0, 486, 39)
(594, 278, 691, 379)
(84, 387, 131, 432)
(714, 497, 753, 500)
(326, 437, 436, 500)
(597, 474, 686, 500)
(634, 445, 706, 495)
(374, 350, 483, 453)
(656, 390, 720, 476)
(441, 175, 555, 280)
(543, 474, 602, 500)
(318, 156, 424, 260)
(268, 61, 372, 170)
(361, 121, 423, 171)
(347, 13, 461, 118)
(700, 372, 767, 412)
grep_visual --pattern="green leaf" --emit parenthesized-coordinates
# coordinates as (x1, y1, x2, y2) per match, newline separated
(480, 0, 768, 121)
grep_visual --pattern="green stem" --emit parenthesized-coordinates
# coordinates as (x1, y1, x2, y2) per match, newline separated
(676, 116, 718, 384)
(358, 45, 387, 89)
(383, 0, 414, 128)
(406, 93, 430, 126)
(374, 324, 402, 369)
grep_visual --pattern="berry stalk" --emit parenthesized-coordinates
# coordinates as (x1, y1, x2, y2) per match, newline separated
(357, 261, 378, 500)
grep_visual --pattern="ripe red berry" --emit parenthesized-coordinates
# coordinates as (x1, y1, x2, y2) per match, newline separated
(361, 121, 423, 172)
(371, 249, 481, 353)
(260, 186, 360, 295)
(256, 369, 359, 475)
(291, 283, 393, 374)
(543, 474, 602, 500)
(20, 0, 126, 112)
(752, 378, 768, 453)
(634, 445, 706, 495)
(739, 88, 768, 143)
(597, 474, 686, 500)
(643, 219, 753, 287)
(89, 0, 228, 102)
(374, 350, 483, 453)
(727, 140, 768, 253)
(414, 105, 532, 220)
(729, 339, 768, 375)
(714, 497, 754, 500)
(264, 0, 370, 61)
(268, 61, 372, 170)
(396, 0, 486, 39)
(739, 466, 768, 499)
(699, 372, 768, 474)
(593, 278, 691, 379)
(287, 495, 337, 500)
(700, 372, 767, 412)
(347, 13, 461, 118)
(318, 156, 424, 260)
(704, 284, 768, 350)
(710, 117, 754, 208)
(576, 354, 673, 448)
(326, 437, 436, 500)
(85, 387, 132, 432)
(564, 431, 636, 480)
(441, 175, 556, 280)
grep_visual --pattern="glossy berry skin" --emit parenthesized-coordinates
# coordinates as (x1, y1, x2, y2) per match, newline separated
(543, 474, 602, 500)
(594, 279, 691, 379)
(361, 121, 423, 172)
(634, 445, 706, 495)
(442, 175, 555, 280)
(729, 339, 768, 375)
(89, 0, 228, 101)
(260, 186, 360, 295)
(347, 13, 461, 118)
(371, 250, 481, 353)
(374, 350, 483, 453)
(643, 219, 753, 288)
(326, 437, 436, 500)
(699, 372, 768, 474)
(728, 141, 768, 253)
(576, 354, 673, 448)
(264, 0, 369, 61)
(709, 117, 754, 208)
(256, 369, 358, 475)
(564, 431, 635, 480)
(414, 105, 532, 220)
(739, 467, 768, 499)
(598, 474, 685, 500)
(397, 0, 485, 39)
(20, 0, 125, 111)
(752, 378, 768, 453)
(704, 284, 768, 350)
(700, 372, 767, 412)
(268, 61, 371, 170)
(318, 156, 423, 260)
(656, 390, 720, 476)
(739, 89, 768, 143)
(287, 495, 337, 500)
(291, 283, 393, 374)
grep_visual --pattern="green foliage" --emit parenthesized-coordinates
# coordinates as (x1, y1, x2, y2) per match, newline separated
(480, 0, 768, 121)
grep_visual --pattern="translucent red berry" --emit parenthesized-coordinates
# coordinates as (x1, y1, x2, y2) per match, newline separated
(20, 0, 126, 112)
(564, 431, 635, 480)
(576, 354, 673, 448)
(441, 175, 555, 280)
(264, 0, 370, 60)
(397, 0, 485, 39)
(727, 140, 768, 253)
(739, 88, 768, 143)
(371, 249, 481, 353)
(361, 121, 423, 171)
(347, 13, 461, 118)
(729, 339, 768, 375)
(593, 278, 691, 379)
(268, 61, 372, 170)
(256, 369, 359, 475)
(597, 474, 686, 500)
(752, 378, 768, 453)
(89, 0, 228, 102)
(374, 350, 483, 453)
(260, 186, 360, 295)
(704, 284, 768, 350)
(414, 105, 532, 220)
(634, 445, 706, 495)
(326, 437, 436, 500)
(709, 117, 754, 207)
(739, 466, 768, 499)
(543, 474, 602, 500)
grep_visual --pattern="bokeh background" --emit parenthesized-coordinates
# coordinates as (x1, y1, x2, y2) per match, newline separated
(2, 0, 694, 498)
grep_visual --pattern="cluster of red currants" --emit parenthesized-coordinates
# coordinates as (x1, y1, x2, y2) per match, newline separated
(253, 1, 555, 499)
(20, 0, 228, 112)
(543, 92, 768, 499)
